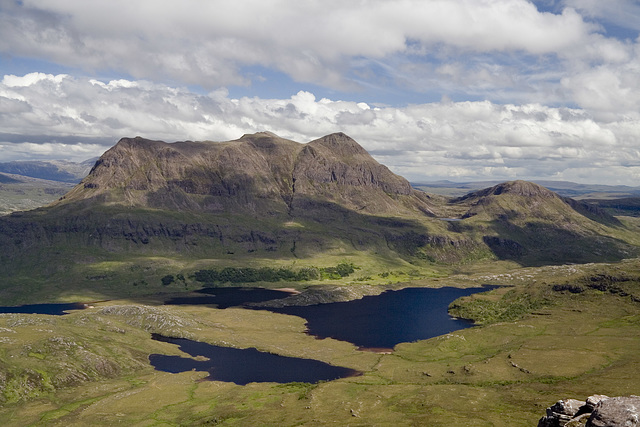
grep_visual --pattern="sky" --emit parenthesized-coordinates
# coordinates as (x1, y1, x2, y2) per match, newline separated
(1, 0, 640, 185)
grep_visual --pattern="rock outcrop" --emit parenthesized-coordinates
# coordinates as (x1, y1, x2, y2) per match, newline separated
(538, 395, 640, 427)
(588, 396, 640, 427)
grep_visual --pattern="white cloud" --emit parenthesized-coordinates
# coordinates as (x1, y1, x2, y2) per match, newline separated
(0, 0, 627, 93)
(0, 0, 638, 123)
(2, 72, 67, 87)
(2, 73, 640, 185)
(0, 141, 107, 162)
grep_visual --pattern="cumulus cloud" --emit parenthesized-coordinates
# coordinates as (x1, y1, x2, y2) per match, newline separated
(2, 72, 640, 184)
(0, 0, 634, 102)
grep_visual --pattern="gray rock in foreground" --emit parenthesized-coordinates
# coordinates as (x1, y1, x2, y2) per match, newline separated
(587, 396, 640, 427)
(538, 395, 640, 427)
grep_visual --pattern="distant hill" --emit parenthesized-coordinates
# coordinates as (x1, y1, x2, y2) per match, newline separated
(0, 159, 93, 215)
(582, 197, 640, 217)
(0, 173, 75, 216)
(0, 158, 97, 183)
(447, 181, 630, 264)
(414, 180, 640, 199)
(0, 173, 21, 184)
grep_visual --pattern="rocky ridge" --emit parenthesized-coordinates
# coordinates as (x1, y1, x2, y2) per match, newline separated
(60, 132, 431, 217)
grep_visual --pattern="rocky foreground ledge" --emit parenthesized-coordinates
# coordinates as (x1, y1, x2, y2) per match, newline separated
(539, 395, 640, 426)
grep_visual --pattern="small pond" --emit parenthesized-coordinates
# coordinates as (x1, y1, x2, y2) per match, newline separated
(262, 285, 497, 350)
(0, 302, 88, 315)
(149, 333, 361, 384)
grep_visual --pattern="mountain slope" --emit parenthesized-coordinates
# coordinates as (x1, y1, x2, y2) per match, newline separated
(59, 132, 434, 218)
(450, 181, 633, 264)
(0, 136, 637, 297)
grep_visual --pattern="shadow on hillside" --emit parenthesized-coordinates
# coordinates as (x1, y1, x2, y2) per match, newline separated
(482, 219, 636, 267)
(0, 196, 448, 303)
(0, 196, 636, 302)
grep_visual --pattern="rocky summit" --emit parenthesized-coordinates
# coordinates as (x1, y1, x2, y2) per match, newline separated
(59, 132, 432, 217)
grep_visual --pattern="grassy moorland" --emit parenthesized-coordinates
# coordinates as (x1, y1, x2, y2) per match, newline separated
(0, 257, 639, 426)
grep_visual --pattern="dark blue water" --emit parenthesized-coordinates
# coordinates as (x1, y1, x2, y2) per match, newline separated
(265, 286, 496, 349)
(149, 334, 360, 384)
(165, 287, 291, 309)
(0, 302, 87, 315)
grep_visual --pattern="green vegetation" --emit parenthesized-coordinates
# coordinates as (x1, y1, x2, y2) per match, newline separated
(0, 259, 639, 426)
(160, 274, 175, 286)
(192, 262, 357, 284)
(449, 287, 551, 324)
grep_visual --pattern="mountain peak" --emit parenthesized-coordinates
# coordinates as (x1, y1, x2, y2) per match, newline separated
(485, 180, 556, 197)
(241, 131, 280, 138)
(56, 132, 430, 216)
(457, 180, 557, 202)
(294, 133, 413, 197)
(309, 132, 369, 157)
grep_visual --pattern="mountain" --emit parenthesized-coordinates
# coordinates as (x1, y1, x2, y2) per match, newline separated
(0, 133, 459, 284)
(0, 133, 637, 295)
(448, 181, 633, 264)
(42, 132, 446, 260)
(59, 132, 433, 217)
(414, 180, 640, 199)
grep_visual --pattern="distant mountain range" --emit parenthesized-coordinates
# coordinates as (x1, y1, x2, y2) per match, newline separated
(0, 158, 96, 215)
(0, 158, 97, 183)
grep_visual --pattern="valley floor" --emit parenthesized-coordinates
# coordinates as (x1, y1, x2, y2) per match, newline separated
(1, 259, 639, 426)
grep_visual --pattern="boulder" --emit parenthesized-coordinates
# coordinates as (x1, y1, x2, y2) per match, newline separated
(585, 395, 610, 412)
(538, 399, 587, 427)
(539, 395, 640, 427)
(587, 396, 640, 427)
